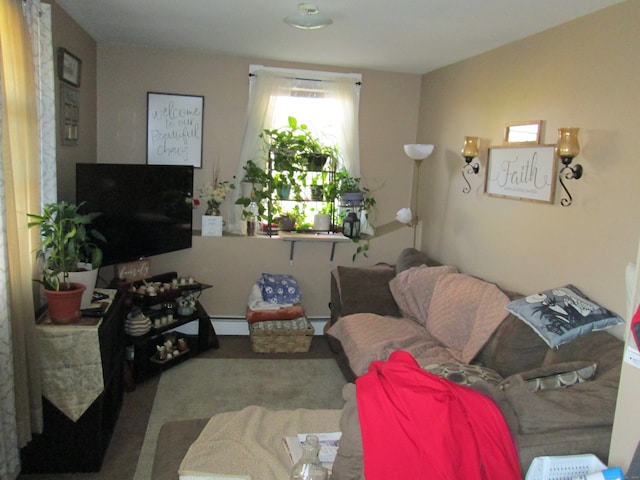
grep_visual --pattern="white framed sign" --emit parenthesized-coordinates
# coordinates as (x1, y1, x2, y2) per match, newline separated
(485, 145, 557, 204)
(147, 92, 204, 167)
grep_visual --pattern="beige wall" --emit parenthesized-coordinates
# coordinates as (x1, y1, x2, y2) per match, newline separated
(418, 1, 639, 324)
(95, 45, 422, 316)
(49, 1, 97, 202)
(416, 1, 640, 468)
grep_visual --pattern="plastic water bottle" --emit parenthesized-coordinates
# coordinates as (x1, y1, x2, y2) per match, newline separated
(290, 435, 329, 480)
(572, 467, 625, 480)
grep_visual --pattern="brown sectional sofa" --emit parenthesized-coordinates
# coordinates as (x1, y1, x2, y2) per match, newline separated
(326, 248, 624, 472)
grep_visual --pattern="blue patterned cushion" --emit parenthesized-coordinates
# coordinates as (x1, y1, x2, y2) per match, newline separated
(259, 273, 302, 305)
(505, 284, 623, 348)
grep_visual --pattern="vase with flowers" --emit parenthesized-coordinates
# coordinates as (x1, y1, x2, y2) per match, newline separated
(198, 167, 235, 216)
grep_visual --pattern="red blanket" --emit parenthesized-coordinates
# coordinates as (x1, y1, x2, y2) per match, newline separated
(356, 351, 521, 480)
(246, 304, 305, 324)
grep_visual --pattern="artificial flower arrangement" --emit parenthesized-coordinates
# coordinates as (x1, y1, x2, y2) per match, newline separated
(198, 166, 235, 216)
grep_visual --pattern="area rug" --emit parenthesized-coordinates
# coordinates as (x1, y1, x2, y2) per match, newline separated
(134, 358, 346, 480)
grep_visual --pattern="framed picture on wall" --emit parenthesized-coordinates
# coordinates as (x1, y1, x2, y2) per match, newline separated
(485, 145, 557, 203)
(57, 48, 82, 87)
(146, 92, 204, 168)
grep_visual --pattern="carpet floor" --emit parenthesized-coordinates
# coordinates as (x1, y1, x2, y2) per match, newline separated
(18, 335, 341, 480)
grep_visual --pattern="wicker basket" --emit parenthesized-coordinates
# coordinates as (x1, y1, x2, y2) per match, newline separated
(249, 318, 314, 353)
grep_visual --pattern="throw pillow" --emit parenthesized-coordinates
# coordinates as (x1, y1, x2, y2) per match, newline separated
(499, 361, 598, 393)
(424, 363, 503, 386)
(331, 384, 364, 480)
(259, 273, 301, 304)
(395, 247, 440, 274)
(337, 266, 400, 317)
(389, 265, 458, 327)
(505, 284, 624, 348)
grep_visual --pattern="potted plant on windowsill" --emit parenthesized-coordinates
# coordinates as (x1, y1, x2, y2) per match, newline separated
(260, 116, 338, 173)
(28, 201, 105, 323)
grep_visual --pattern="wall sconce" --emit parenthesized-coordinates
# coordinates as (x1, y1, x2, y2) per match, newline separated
(398, 144, 434, 247)
(460, 136, 480, 194)
(555, 127, 582, 207)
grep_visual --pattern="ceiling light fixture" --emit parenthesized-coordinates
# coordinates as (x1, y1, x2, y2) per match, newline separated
(284, 3, 333, 30)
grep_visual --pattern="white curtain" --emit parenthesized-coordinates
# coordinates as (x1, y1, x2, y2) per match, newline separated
(228, 65, 361, 234)
(0, 0, 54, 477)
(24, 0, 56, 206)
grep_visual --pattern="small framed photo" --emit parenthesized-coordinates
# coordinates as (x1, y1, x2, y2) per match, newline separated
(485, 145, 557, 204)
(57, 48, 82, 87)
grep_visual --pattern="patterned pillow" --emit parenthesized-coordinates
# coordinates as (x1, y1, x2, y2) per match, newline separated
(424, 363, 503, 386)
(499, 361, 598, 393)
(259, 273, 302, 305)
(505, 284, 623, 348)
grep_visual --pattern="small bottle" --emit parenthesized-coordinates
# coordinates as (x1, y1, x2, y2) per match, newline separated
(246, 201, 259, 236)
(290, 435, 329, 480)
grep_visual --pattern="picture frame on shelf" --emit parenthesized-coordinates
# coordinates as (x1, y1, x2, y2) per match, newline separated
(57, 48, 82, 87)
(485, 145, 557, 204)
(146, 92, 204, 168)
(503, 120, 543, 145)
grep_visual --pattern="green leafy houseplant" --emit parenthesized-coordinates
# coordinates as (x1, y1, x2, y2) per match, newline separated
(27, 201, 105, 291)
(260, 116, 338, 173)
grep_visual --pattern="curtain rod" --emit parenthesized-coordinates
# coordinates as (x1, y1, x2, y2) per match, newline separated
(248, 72, 361, 86)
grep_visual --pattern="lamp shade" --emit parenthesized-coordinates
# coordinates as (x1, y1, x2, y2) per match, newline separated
(396, 208, 413, 224)
(404, 144, 434, 160)
(284, 3, 333, 30)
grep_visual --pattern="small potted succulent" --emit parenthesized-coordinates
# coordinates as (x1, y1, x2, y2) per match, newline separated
(28, 201, 105, 323)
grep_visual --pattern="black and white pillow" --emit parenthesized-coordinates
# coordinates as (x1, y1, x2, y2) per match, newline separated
(505, 284, 623, 348)
(424, 363, 503, 386)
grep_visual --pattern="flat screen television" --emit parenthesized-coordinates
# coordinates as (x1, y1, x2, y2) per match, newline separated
(76, 163, 194, 266)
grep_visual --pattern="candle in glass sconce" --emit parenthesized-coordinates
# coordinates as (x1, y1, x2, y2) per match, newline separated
(555, 127, 580, 160)
(461, 136, 479, 159)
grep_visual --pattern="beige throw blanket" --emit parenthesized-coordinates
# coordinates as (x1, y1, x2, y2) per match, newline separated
(179, 406, 341, 479)
(425, 273, 510, 363)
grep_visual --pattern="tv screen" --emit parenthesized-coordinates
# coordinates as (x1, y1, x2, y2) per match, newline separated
(76, 163, 194, 266)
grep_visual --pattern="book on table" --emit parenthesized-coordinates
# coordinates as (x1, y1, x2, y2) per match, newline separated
(283, 431, 342, 469)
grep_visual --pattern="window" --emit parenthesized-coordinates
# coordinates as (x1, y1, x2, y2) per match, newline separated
(230, 66, 362, 235)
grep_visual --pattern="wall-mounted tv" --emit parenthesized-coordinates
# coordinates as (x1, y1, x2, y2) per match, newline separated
(76, 163, 194, 266)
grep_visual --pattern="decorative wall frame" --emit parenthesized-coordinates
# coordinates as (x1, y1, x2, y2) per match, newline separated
(504, 120, 543, 145)
(59, 83, 79, 145)
(146, 92, 204, 167)
(485, 145, 557, 204)
(57, 48, 82, 87)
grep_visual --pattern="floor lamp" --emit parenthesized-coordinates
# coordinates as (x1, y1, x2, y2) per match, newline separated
(397, 144, 434, 248)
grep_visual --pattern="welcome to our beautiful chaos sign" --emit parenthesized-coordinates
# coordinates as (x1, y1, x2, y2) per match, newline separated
(485, 145, 557, 203)
(146, 92, 204, 167)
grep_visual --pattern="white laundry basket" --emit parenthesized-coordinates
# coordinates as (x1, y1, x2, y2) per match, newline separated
(525, 454, 607, 480)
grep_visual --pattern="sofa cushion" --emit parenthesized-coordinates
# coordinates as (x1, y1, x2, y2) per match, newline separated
(331, 384, 364, 480)
(425, 274, 509, 363)
(337, 266, 400, 317)
(424, 362, 503, 386)
(505, 284, 624, 348)
(499, 361, 598, 393)
(475, 308, 550, 378)
(389, 265, 458, 327)
(395, 247, 441, 273)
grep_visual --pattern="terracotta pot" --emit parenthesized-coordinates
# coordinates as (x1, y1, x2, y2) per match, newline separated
(45, 282, 86, 324)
